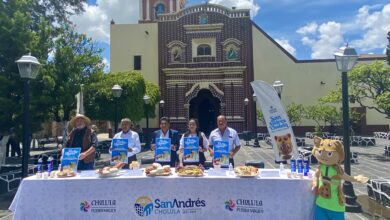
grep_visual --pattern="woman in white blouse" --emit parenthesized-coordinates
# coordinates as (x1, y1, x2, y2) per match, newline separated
(179, 118, 209, 166)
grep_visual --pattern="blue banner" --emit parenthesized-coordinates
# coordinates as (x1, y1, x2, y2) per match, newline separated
(213, 140, 229, 166)
(62, 148, 81, 172)
(111, 139, 129, 165)
(183, 137, 199, 163)
(155, 138, 171, 162)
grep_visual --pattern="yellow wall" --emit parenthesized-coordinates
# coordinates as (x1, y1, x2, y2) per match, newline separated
(110, 23, 160, 128)
(252, 25, 390, 127)
(110, 23, 159, 84)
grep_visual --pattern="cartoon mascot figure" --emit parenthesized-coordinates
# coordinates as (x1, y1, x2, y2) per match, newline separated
(312, 137, 368, 220)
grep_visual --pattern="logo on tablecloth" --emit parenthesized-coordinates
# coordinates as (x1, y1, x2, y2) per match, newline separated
(134, 196, 154, 217)
(134, 196, 206, 217)
(80, 201, 90, 212)
(80, 199, 116, 213)
(225, 200, 235, 211)
(224, 198, 263, 214)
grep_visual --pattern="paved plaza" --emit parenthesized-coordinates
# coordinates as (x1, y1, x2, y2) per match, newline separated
(0, 135, 389, 219)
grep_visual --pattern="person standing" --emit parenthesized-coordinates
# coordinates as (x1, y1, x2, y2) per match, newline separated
(151, 117, 180, 167)
(111, 118, 141, 167)
(209, 115, 241, 167)
(179, 118, 209, 166)
(63, 114, 97, 170)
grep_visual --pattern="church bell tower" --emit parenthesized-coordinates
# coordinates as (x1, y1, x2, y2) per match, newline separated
(139, 0, 187, 23)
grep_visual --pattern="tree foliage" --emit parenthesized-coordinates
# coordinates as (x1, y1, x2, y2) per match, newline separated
(0, 0, 86, 136)
(41, 24, 104, 122)
(85, 71, 160, 122)
(286, 103, 306, 126)
(320, 61, 390, 118)
(387, 31, 390, 65)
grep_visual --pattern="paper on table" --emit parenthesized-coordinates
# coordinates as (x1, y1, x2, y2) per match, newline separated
(122, 169, 144, 177)
(260, 170, 281, 178)
(207, 169, 228, 177)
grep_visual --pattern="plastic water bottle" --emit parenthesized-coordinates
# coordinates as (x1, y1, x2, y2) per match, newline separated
(228, 163, 234, 176)
(37, 158, 43, 173)
(47, 156, 54, 175)
(297, 155, 303, 174)
(279, 162, 284, 175)
(290, 156, 296, 173)
(303, 157, 309, 176)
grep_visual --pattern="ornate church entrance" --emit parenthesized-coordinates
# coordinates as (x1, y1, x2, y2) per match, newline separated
(189, 89, 221, 135)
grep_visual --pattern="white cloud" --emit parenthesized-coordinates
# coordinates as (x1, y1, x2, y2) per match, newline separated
(102, 57, 110, 73)
(70, 0, 139, 43)
(350, 4, 390, 51)
(298, 21, 344, 59)
(275, 39, 296, 56)
(297, 4, 390, 58)
(296, 22, 318, 35)
(209, 0, 260, 17)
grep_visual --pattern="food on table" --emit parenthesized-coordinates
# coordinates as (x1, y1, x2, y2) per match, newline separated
(57, 168, 76, 178)
(176, 165, 204, 177)
(145, 163, 171, 176)
(129, 161, 140, 170)
(95, 162, 126, 177)
(234, 166, 259, 177)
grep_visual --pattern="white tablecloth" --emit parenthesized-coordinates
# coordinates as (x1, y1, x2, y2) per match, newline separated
(10, 169, 315, 220)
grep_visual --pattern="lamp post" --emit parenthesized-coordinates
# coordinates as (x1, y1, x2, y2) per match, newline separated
(16, 53, 40, 178)
(244, 98, 249, 131)
(143, 95, 151, 148)
(334, 46, 360, 213)
(112, 84, 123, 134)
(272, 80, 284, 99)
(159, 100, 165, 117)
(253, 94, 260, 147)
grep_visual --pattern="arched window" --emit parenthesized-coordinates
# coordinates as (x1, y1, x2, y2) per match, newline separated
(155, 3, 165, 14)
(197, 44, 211, 56)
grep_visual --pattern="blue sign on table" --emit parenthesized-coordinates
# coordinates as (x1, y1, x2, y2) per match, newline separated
(111, 139, 129, 165)
(62, 148, 81, 172)
(213, 140, 229, 167)
(183, 137, 199, 162)
(155, 138, 171, 162)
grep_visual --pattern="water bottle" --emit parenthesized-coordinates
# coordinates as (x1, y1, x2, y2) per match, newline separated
(228, 163, 234, 175)
(290, 156, 296, 173)
(37, 158, 43, 173)
(279, 162, 284, 175)
(303, 157, 309, 176)
(47, 156, 54, 175)
(297, 155, 303, 174)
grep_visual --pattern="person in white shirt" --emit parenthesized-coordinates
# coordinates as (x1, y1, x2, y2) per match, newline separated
(179, 118, 209, 166)
(209, 115, 241, 167)
(111, 118, 141, 168)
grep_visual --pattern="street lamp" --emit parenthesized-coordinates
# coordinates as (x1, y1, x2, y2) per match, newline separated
(334, 46, 359, 213)
(112, 84, 122, 134)
(143, 95, 151, 149)
(16, 53, 40, 178)
(244, 98, 249, 132)
(253, 94, 260, 147)
(272, 80, 284, 99)
(159, 99, 165, 117)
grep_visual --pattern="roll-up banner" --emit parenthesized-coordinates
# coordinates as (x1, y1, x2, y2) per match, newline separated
(251, 80, 298, 162)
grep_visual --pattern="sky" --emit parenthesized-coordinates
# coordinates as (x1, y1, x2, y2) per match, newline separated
(71, 0, 390, 72)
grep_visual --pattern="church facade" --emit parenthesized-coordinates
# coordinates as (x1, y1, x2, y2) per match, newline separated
(110, 0, 388, 135)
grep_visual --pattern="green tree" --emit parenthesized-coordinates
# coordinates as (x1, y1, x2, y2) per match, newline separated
(305, 104, 340, 134)
(42, 24, 104, 123)
(321, 61, 390, 118)
(85, 71, 160, 122)
(0, 0, 86, 137)
(286, 103, 306, 126)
